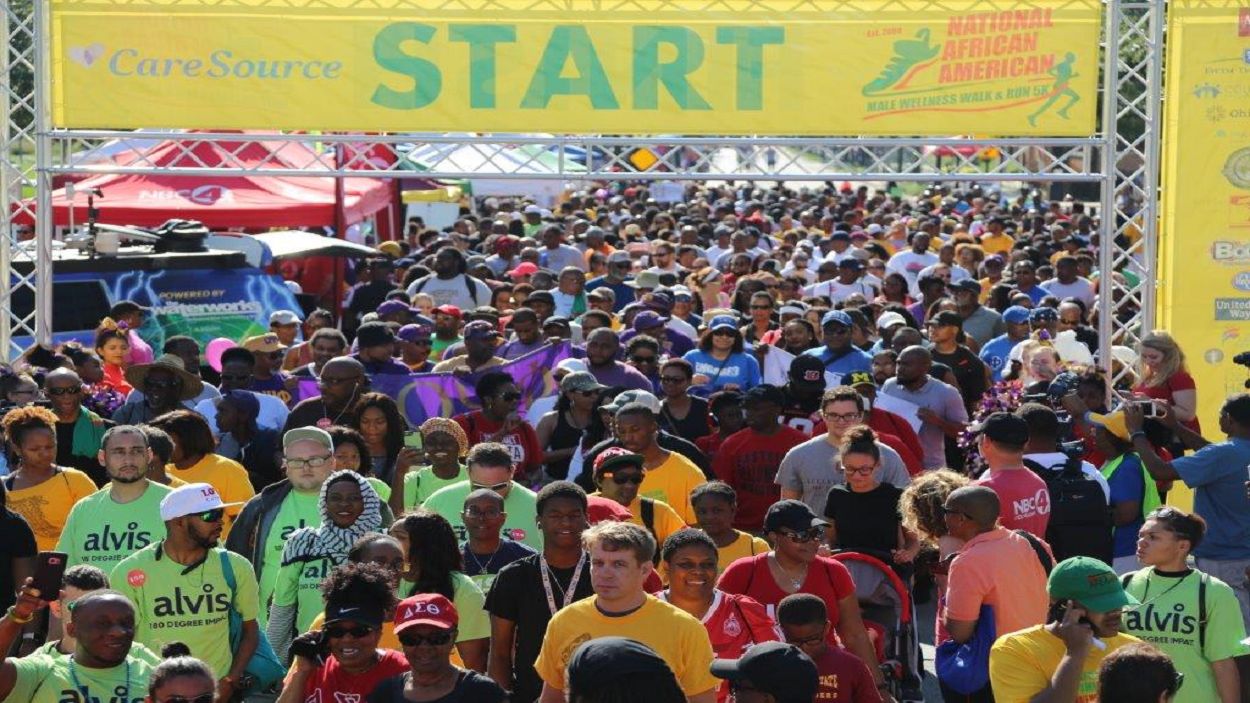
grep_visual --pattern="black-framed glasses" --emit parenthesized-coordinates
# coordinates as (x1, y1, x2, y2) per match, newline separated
(324, 624, 375, 639)
(157, 695, 215, 703)
(660, 375, 688, 385)
(822, 411, 861, 423)
(785, 633, 825, 647)
(605, 472, 645, 486)
(472, 481, 511, 492)
(843, 465, 876, 476)
(286, 455, 333, 470)
(398, 630, 455, 647)
(777, 528, 824, 543)
(194, 508, 225, 523)
(46, 386, 82, 396)
(938, 504, 972, 521)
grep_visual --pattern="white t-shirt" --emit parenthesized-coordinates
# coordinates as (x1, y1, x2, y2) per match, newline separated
(886, 251, 940, 293)
(919, 262, 972, 284)
(405, 274, 493, 310)
(1039, 277, 1096, 306)
(193, 391, 290, 437)
(802, 278, 879, 303)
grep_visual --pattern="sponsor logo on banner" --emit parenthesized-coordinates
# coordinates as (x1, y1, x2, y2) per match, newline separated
(137, 184, 232, 205)
(1225, 147, 1250, 189)
(1232, 272, 1250, 290)
(1230, 196, 1250, 228)
(1240, 8, 1250, 36)
(1210, 240, 1250, 263)
(1214, 298, 1250, 320)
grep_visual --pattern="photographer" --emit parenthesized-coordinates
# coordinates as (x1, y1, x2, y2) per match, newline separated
(278, 562, 408, 703)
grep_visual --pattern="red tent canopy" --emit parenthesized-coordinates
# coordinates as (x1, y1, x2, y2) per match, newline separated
(16, 139, 393, 229)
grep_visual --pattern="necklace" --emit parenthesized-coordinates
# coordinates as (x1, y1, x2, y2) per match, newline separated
(770, 553, 807, 591)
(465, 543, 502, 575)
(1133, 569, 1194, 611)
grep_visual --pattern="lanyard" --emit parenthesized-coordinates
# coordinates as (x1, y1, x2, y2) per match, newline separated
(69, 658, 131, 703)
(540, 552, 587, 616)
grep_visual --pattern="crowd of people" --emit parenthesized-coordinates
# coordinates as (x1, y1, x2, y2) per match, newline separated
(0, 180, 1243, 703)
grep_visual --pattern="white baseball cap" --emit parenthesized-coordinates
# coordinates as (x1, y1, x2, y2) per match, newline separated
(555, 358, 589, 374)
(159, 483, 243, 521)
(269, 310, 301, 326)
(876, 311, 907, 331)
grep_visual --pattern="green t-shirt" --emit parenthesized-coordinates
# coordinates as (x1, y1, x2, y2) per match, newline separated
(273, 553, 343, 633)
(366, 476, 392, 503)
(422, 480, 543, 550)
(28, 640, 161, 666)
(56, 482, 171, 573)
(257, 490, 321, 625)
(1122, 568, 1250, 703)
(403, 465, 468, 511)
(8, 651, 154, 703)
(431, 335, 462, 362)
(399, 571, 490, 642)
(111, 543, 259, 678)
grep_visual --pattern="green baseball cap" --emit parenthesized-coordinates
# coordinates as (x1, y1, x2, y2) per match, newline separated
(1047, 557, 1139, 613)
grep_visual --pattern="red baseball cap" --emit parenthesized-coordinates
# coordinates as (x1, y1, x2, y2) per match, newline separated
(433, 305, 462, 319)
(508, 262, 539, 279)
(394, 593, 458, 635)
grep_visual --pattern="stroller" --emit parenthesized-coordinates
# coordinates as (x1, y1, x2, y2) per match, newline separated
(830, 551, 923, 702)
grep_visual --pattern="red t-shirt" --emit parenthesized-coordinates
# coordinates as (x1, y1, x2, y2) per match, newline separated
(296, 649, 409, 701)
(974, 468, 1051, 538)
(810, 646, 883, 703)
(658, 590, 781, 703)
(713, 426, 809, 532)
(876, 432, 923, 477)
(696, 432, 727, 456)
(717, 554, 855, 640)
(867, 407, 924, 470)
(1134, 371, 1201, 434)
(454, 410, 543, 479)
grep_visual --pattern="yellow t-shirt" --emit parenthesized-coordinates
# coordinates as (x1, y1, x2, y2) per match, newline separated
(167, 454, 255, 537)
(989, 625, 1140, 703)
(640, 452, 706, 525)
(979, 232, 1015, 255)
(593, 493, 687, 546)
(717, 531, 770, 573)
(534, 596, 719, 697)
(6, 467, 98, 551)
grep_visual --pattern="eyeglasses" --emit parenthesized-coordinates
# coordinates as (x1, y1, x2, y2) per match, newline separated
(286, 455, 333, 470)
(46, 386, 82, 396)
(472, 481, 511, 492)
(776, 528, 824, 543)
(750, 305, 773, 310)
(822, 411, 861, 423)
(574, 389, 601, 398)
(630, 356, 657, 364)
(1169, 671, 1185, 695)
(786, 634, 825, 647)
(145, 378, 179, 390)
(660, 375, 688, 385)
(193, 508, 225, 523)
(938, 504, 972, 521)
(398, 630, 455, 647)
(605, 472, 645, 486)
(497, 391, 522, 402)
(843, 465, 875, 476)
(463, 507, 503, 519)
(712, 329, 737, 337)
(158, 695, 215, 703)
(324, 624, 375, 639)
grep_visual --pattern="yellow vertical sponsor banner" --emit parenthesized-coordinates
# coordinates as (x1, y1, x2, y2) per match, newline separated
(50, 0, 1100, 135)
(1160, 1, 1250, 443)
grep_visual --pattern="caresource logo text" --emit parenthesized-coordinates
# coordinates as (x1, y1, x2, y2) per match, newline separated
(71, 46, 343, 81)
(1211, 240, 1250, 264)
(138, 185, 232, 205)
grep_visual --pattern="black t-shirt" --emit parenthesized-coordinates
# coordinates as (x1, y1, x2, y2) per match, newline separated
(484, 554, 595, 703)
(659, 396, 710, 445)
(0, 509, 37, 612)
(931, 346, 988, 409)
(367, 670, 507, 703)
(824, 483, 904, 554)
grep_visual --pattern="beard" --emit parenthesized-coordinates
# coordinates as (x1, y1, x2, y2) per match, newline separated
(108, 467, 146, 484)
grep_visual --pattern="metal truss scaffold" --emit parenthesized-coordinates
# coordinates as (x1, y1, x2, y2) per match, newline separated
(3, 0, 1162, 395)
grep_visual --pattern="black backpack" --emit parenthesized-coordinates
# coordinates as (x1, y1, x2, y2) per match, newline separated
(1022, 455, 1114, 564)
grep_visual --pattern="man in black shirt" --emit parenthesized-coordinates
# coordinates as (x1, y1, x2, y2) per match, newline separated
(485, 482, 594, 703)
(780, 355, 827, 436)
(926, 310, 990, 413)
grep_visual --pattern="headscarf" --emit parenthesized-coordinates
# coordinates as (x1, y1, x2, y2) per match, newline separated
(281, 470, 382, 566)
(419, 417, 469, 458)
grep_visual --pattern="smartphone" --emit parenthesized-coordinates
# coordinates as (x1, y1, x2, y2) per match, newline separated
(403, 430, 424, 451)
(1047, 599, 1093, 626)
(31, 551, 68, 600)
(1136, 400, 1163, 419)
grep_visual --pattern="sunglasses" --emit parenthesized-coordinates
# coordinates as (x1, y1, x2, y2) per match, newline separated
(712, 329, 737, 337)
(193, 508, 225, 523)
(1170, 671, 1185, 694)
(399, 630, 455, 647)
(472, 481, 511, 492)
(158, 695, 215, 703)
(574, 389, 601, 397)
(777, 528, 824, 543)
(325, 624, 375, 639)
(750, 305, 773, 311)
(264, 351, 284, 360)
(605, 472, 645, 486)
(938, 504, 972, 521)
(630, 356, 657, 364)
(46, 386, 82, 396)
(660, 375, 688, 384)
(497, 391, 522, 402)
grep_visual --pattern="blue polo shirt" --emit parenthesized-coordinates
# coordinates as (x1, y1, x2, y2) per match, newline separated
(979, 334, 1022, 381)
(801, 345, 873, 379)
(1172, 437, 1250, 559)
(585, 277, 636, 312)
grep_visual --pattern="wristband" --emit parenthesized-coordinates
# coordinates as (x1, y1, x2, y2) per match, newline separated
(1129, 431, 1147, 441)
(5, 605, 33, 624)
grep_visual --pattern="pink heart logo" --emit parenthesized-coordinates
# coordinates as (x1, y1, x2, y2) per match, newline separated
(68, 43, 105, 68)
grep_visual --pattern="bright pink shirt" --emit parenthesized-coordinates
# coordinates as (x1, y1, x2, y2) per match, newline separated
(974, 467, 1051, 537)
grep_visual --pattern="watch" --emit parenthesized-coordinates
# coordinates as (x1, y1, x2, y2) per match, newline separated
(5, 605, 33, 624)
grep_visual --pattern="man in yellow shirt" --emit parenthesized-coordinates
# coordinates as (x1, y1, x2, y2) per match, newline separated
(534, 521, 719, 703)
(989, 557, 1140, 703)
(590, 448, 686, 561)
(978, 216, 1015, 255)
(614, 401, 706, 524)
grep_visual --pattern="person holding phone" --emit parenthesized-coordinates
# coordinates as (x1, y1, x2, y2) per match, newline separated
(990, 557, 1141, 703)
(278, 562, 408, 703)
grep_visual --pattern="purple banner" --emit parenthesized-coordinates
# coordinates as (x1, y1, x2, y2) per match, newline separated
(296, 343, 569, 426)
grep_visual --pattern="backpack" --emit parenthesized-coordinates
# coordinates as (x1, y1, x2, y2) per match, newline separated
(639, 498, 662, 565)
(1023, 455, 1114, 564)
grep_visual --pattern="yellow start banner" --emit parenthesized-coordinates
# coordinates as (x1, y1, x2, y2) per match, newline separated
(1159, 0, 1250, 434)
(51, 0, 1101, 135)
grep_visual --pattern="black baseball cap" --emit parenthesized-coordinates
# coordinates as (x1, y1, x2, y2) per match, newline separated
(711, 642, 818, 703)
(763, 500, 828, 533)
(928, 310, 963, 328)
(788, 355, 827, 387)
(971, 411, 1030, 446)
(325, 601, 386, 628)
(567, 637, 678, 694)
(743, 383, 786, 407)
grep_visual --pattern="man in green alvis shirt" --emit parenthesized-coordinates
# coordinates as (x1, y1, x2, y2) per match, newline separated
(0, 587, 154, 703)
(423, 442, 543, 550)
(58, 425, 171, 572)
(113, 482, 259, 701)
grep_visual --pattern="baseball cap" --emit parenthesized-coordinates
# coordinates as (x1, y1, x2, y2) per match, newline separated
(763, 499, 829, 533)
(1047, 556, 1139, 612)
(593, 447, 645, 477)
(847, 371, 876, 388)
(789, 355, 827, 386)
(568, 638, 678, 696)
(560, 371, 606, 394)
(626, 271, 661, 289)
(838, 257, 863, 270)
(711, 642, 818, 703)
(876, 311, 907, 331)
(283, 426, 334, 452)
(376, 300, 412, 317)
(159, 483, 243, 521)
(397, 323, 433, 343)
(743, 384, 785, 407)
(605, 389, 662, 414)
(1088, 410, 1130, 441)
(508, 262, 539, 279)
(970, 411, 1030, 446)
(587, 288, 615, 301)
(1030, 307, 1059, 323)
(821, 310, 852, 328)
(632, 310, 669, 331)
(463, 320, 500, 340)
(269, 310, 301, 326)
(523, 204, 542, 215)
(928, 310, 963, 328)
(527, 291, 555, 306)
(433, 305, 463, 319)
(242, 333, 286, 353)
(217, 390, 259, 419)
(607, 251, 632, 265)
(708, 315, 739, 332)
(555, 357, 589, 374)
(952, 279, 982, 294)
(1003, 305, 1031, 324)
(645, 290, 675, 313)
(356, 321, 395, 348)
(393, 593, 458, 635)
(325, 601, 386, 628)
